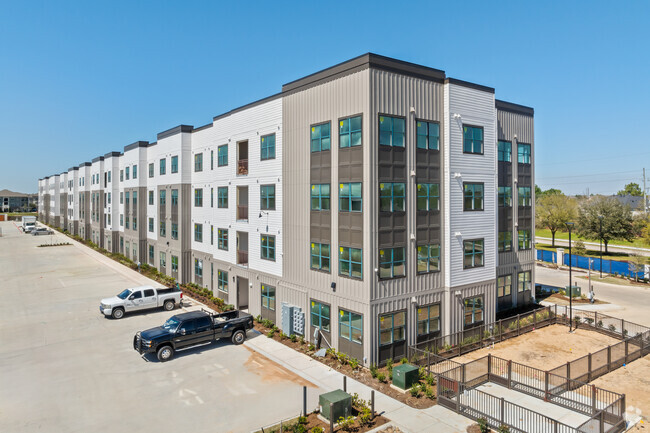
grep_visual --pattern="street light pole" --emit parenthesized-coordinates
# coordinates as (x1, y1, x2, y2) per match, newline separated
(598, 215, 603, 278)
(566, 222, 575, 332)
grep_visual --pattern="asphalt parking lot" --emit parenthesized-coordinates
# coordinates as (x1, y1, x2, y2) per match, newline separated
(0, 221, 320, 433)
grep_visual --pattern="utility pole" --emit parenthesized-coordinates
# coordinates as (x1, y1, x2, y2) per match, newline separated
(644, 168, 647, 213)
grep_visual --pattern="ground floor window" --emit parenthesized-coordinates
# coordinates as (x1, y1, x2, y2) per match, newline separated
(518, 271, 531, 292)
(194, 258, 203, 278)
(379, 311, 406, 346)
(339, 309, 363, 344)
(464, 296, 484, 327)
(310, 300, 330, 332)
(417, 304, 440, 336)
(148, 245, 154, 264)
(171, 255, 178, 273)
(160, 252, 166, 269)
(261, 284, 275, 311)
(218, 270, 228, 292)
(497, 275, 512, 297)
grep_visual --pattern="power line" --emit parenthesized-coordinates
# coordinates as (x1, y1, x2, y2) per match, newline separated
(537, 170, 639, 180)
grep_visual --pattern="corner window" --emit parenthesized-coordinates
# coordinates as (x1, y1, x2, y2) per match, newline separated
(260, 185, 275, 210)
(416, 184, 439, 211)
(194, 153, 203, 172)
(518, 143, 531, 164)
(311, 301, 330, 332)
(379, 311, 405, 345)
(518, 187, 532, 207)
(416, 121, 440, 150)
(194, 188, 203, 207)
(518, 271, 532, 292)
(339, 309, 362, 344)
(261, 284, 275, 311)
(518, 230, 531, 250)
(339, 115, 362, 148)
(339, 182, 362, 212)
(261, 133, 276, 160)
(463, 183, 484, 211)
(311, 184, 331, 211)
(379, 247, 405, 279)
(218, 270, 228, 293)
(339, 246, 362, 279)
(379, 115, 404, 147)
(310, 242, 330, 272)
(311, 122, 331, 152)
(218, 145, 228, 166)
(498, 187, 512, 207)
(417, 244, 440, 273)
(498, 275, 512, 297)
(261, 234, 275, 261)
(194, 223, 203, 243)
(498, 141, 512, 162)
(217, 187, 228, 208)
(498, 231, 512, 252)
(417, 304, 440, 336)
(171, 156, 178, 173)
(218, 228, 228, 250)
(463, 239, 484, 268)
(464, 296, 484, 326)
(463, 125, 483, 154)
(379, 183, 405, 212)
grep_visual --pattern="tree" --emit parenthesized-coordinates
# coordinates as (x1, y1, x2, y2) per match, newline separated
(617, 182, 643, 197)
(536, 193, 577, 246)
(577, 196, 635, 253)
(642, 222, 650, 246)
(535, 185, 563, 198)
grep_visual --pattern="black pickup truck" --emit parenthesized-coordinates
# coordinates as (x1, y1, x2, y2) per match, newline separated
(133, 309, 254, 361)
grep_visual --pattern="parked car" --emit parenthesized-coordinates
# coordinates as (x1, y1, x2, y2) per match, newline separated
(100, 285, 182, 319)
(31, 227, 53, 235)
(133, 309, 254, 361)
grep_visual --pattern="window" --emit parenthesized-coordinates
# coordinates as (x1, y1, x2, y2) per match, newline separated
(210, 225, 213, 245)
(417, 304, 440, 336)
(120, 214, 123, 226)
(310, 243, 330, 272)
(463, 125, 483, 154)
(518, 187, 532, 207)
(171, 189, 178, 206)
(416, 121, 440, 150)
(120, 170, 123, 182)
(171, 223, 178, 240)
(261, 133, 275, 160)
(218, 145, 228, 166)
(210, 188, 214, 208)
(160, 158, 166, 175)
(498, 275, 512, 297)
(464, 296, 484, 326)
(463, 183, 484, 211)
(125, 167, 130, 180)
(379, 183, 405, 212)
(148, 218, 154, 233)
(194, 223, 203, 243)
(217, 186, 228, 208)
(260, 185, 275, 210)
(463, 239, 484, 268)
(171, 256, 178, 272)
(132, 165, 137, 179)
(160, 221, 166, 237)
(417, 244, 440, 273)
(133, 217, 137, 230)
(218, 228, 228, 250)
(148, 245, 154, 264)
(194, 258, 203, 278)
(339, 115, 362, 148)
(310, 301, 330, 332)
(518, 230, 531, 250)
(261, 235, 275, 261)
(261, 284, 275, 311)
(160, 252, 166, 269)
(311, 122, 331, 152)
(416, 184, 440, 211)
(149, 163, 154, 178)
(211, 150, 214, 170)
(171, 156, 178, 173)
(379, 311, 405, 346)
(148, 190, 154, 205)
(379, 115, 404, 147)
(518, 271, 531, 292)
(498, 141, 512, 162)
(379, 247, 405, 279)
(218, 270, 228, 292)
(194, 153, 203, 172)
(339, 246, 362, 279)
(498, 187, 512, 207)
(498, 231, 512, 252)
(194, 188, 203, 207)
(120, 192, 123, 204)
(107, 192, 111, 204)
(159, 190, 166, 206)
(311, 184, 330, 210)
(339, 309, 362, 344)
(132, 191, 137, 207)
(125, 216, 129, 229)
(108, 171, 111, 182)
(518, 143, 531, 164)
(339, 182, 362, 212)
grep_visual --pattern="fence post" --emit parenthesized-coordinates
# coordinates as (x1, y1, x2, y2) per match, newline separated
(566, 361, 571, 381)
(487, 353, 492, 379)
(459, 329, 463, 356)
(607, 346, 612, 372)
(621, 319, 625, 338)
(507, 360, 512, 389)
(625, 340, 629, 364)
(500, 397, 505, 425)
(545, 371, 549, 401)
(280, 420, 283, 433)
(462, 363, 466, 384)
(517, 314, 521, 336)
(554, 420, 558, 433)
(594, 311, 598, 330)
(303, 386, 307, 417)
(588, 353, 592, 382)
(343, 376, 347, 392)
(329, 403, 334, 433)
(371, 390, 375, 420)
(534, 310, 537, 328)
(427, 352, 431, 375)
(600, 410, 605, 432)
(591, 385, 597, 415)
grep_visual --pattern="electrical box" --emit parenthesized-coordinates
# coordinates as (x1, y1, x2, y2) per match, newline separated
(319, 390, 352, 421)
(393, 364, 419, 390)
(565, 285, 582, 298)
(281, 302, 305, 336)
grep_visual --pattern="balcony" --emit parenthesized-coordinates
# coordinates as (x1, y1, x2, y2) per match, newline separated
(237, 140, 248, 176)
(236, 186, 248, 221)
(237, 159, 248, 176)
(237, 250, 248, 266)
(237, 205, 248, 221)
(237, 231, 248, 266)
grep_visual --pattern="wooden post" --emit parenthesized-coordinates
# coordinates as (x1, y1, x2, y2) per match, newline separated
(500, 397, 505, 425)
(371, 390, 375, 420)
(591, 385, 597, 415)
(625, 340, 629, 364)
(329, 403, 334, 433)
(588, 353, 592, 382)
(607, 346, 612, 372)
(507, 360, 512, 389)
(566, 361, 571, 381)
(545, 371, 549, 401)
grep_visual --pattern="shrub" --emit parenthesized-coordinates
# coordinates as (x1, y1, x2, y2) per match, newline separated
(574, 240, 587, 255)
(425, 374, 435, 386)
(290, 334, 298, 343)
(297, 416, 307, 425)
(311, 427, 324, 433)
(497, 425, 511, 433)
(409, 385, 420, 397)
(585, 317, 594, 325)
(358, 407, 372, 426)
(326, 347, 336, 358)
(388, 370, 393, 381)
(308, 343, 315, 352)
(337, 416, 355, 432)
(223, 304, 235, 311)
(608, 324, 617, 332)
(424, 384, 435, 399)
(377, 372, 386, 383)
(262, 319, 273, 328)
(418, 366, 427, 380)
(349, 358, 359, 370)
(369, 363, 378, 378)
(386, 358, 393, 372)
(559, 289, 566, 296)
(266, 330, 275, 338)
(477, 417, 489, 433)
(279, 332, 288, 340)
(298, 336, 305, 345)
(597, 320, 604, 328)
(272, 325, 279, 332)
(442, 343, 453, 352)
(400, 357, 408, 364)
(337, 351, 349, 365)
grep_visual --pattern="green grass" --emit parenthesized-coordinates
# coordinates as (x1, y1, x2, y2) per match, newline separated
(535, 228, 650, 248)
(7, 212, 37, 217)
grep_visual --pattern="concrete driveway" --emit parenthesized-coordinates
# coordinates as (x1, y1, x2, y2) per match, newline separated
(0, 221, 321, 433)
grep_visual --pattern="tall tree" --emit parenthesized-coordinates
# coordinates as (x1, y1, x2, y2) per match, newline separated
(617, 182, 643, 196)
(577, 196, 635, 253)
(536, 193, 577, 246)
(642, 221, 650, 246)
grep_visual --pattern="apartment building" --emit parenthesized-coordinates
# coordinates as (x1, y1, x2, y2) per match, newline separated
(38, 53, 534, 365)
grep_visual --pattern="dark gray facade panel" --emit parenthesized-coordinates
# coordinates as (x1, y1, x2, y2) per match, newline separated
(495, 99, 534, 116)
(156, 126, 193, 141)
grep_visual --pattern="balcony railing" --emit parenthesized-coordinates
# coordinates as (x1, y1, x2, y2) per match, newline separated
(237, 205, 248, 221)
(237, 159, 248, 176)
(237, 250, 248, 266)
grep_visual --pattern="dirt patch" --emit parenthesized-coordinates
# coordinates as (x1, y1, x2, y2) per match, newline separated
(455, 324, 620, 370)
(254, 407, 389, 433)
(592, 355, 650, 421)
(243, 346, 317, 388)
(546, 293, 608, 305)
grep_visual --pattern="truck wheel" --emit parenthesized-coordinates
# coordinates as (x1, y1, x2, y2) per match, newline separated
(231, 330, 246, 345)
(157, 345, 174, 362)
(163, 300, 175, 311)
(111, 308, 124, 319)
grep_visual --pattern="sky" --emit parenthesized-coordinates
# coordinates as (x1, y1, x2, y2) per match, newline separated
(1, 0, 649, 195)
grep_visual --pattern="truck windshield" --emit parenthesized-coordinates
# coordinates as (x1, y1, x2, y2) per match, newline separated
(162, 317, 181, 331)
(117, 289, 132, 300)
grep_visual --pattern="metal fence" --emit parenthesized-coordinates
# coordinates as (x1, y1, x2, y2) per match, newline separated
(536, 249, 647, 279)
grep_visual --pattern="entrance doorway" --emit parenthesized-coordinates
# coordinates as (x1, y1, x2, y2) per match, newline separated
(237, 276, 249, 310)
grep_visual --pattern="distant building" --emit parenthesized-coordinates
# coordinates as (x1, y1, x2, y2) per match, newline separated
(613, 195, 645, 211)
(0, 189, 38, 212)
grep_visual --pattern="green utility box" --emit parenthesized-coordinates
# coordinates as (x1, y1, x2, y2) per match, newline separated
(393, 363, 419, 390)
(319, 389, 351, 421)
(565, 285, 582, 298)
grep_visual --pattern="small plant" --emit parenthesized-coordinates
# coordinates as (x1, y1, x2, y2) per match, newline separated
(298, 335, 305, 345)
(358, 406, 373, 426)
(400, 357, 409, 364)
(418, 366, 427, 380)
(266, 330, 275, 338)
(297, 415, 307, 425)
(409, 385, 420, 397)
(326, 347, 336, 358)
(477, 417, 489, 433)
(623, 329, 629, 337)
(608, 324, 617, 332)
(424, 384, 435, 399)
(280, 332, 288, 340)
(254, 314, 263, 323)
(308, 343, 315, 352)
(585, 317, 594, 326)
(386, 358, 393, 372)
(377, 372, 386, 383)
(597, 320, 604, 328)
(290, 334, 298, 343)
(348, 357, 359, 370)
(443, 343, 453, 352)
(425, 374, 435, 386)
(559, 289, 566, 296)
(369, 363, 378, 378)
(311, 427, 324, 433)
(497, 425, 511, 433)
(337, 351, 349, 365)
(388, 370, 393, 381)
(337, 415, 355, 432)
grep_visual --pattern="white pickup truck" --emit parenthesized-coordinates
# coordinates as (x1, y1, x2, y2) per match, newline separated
(100, 285, 183, 319)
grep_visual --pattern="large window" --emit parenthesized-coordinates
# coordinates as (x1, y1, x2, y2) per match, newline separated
(194, 223, 203, 243)
(132, 165, 137, 179)
(218, 228, 228, 250)
(159, 190, 166, 206)
(311, 122, 331, 152)
(518, 230, 531, 250)
(125, 167, 130, 180)
(339, 309, 362, 344)
(498, 231, 512, 252)
(379, 115, 404, 147)
(379, 183, 405, 212)
(171, 223, 178, 240)
(463, 239, 484, 268)
(498, 275, 512, 298)
(171, 189, 178, 206)
(194, 258, 203, 278)
(518, 271, 532, 292)
(416, 183, 440, 211)
(464, 297, 484, 326)
(416, 121, 440, 150)
(171, 155, 178, 173)
(194, 153, 203, 172)
(310, 301, 330, 332)
(379, 311, 405, 346)
(518, 187, 532, 207)
(261, 234, 275, 261)
(339, 182, 362, 212)
(379, 247, 405, 279)
(498, 187, 512, 207)
(261, 284, 275, 311)
(261, 133, 275, 160)
(217, 187, 228, 208)
(218, 145, 228, 166)
(463, 183, 484, 211)
(148, 245, 154, 264)
(417, 304, 440, 336)
(463, 125, 483, 154)
(160, 158, 166, 175)
(311, 184, 331, 211)
(339, 246, 362, 279)
(260, 185, 275, 210)
(194, 188, 203, 207)
(218, 270, 228, 293)
(518, 143, 531, 164)
(160, 252, 166, 269)
(417, 244, 440, 273)
(159, 221, 166, 237)
(171, 256, 178, 273)
(310, 242, 330, 272)
(339, 115, 362, 148)
(498, 141, 512, 162)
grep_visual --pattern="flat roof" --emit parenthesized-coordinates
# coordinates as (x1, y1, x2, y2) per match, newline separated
(496, 99, 534, 116)
(157, 125, 193, 141)
(124, 141, 149, 152)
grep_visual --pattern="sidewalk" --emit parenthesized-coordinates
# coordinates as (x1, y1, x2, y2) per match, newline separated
(244, 333, 473, 433)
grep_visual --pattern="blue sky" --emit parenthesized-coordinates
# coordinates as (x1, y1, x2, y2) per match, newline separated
(1, 0, 649, 195)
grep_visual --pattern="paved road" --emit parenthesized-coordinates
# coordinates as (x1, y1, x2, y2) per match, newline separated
(536, 237, 650, 256)
(0, 221, 322, 433)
